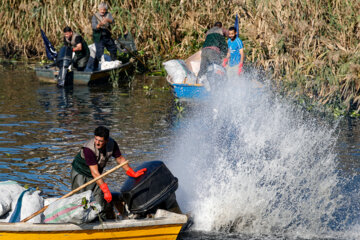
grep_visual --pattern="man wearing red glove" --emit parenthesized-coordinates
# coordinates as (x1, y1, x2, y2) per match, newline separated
(63, 26, 90, 71)
(222, 26, 245, 78)
(71, 126, 146, 220)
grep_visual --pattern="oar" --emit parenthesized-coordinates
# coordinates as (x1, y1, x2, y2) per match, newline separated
(92, 13, 148, 69)
(20, 160, 129, 223)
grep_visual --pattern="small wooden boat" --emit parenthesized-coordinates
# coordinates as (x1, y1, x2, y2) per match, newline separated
(0, 209, 187, 240)
(35, 62, 133, 86)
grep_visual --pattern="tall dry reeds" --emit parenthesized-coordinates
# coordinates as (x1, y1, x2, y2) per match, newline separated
(0, 0, 359, 114)
(238, 0, 360, 114)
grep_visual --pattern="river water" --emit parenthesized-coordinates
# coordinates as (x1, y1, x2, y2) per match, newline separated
(0, 65, 359, 240)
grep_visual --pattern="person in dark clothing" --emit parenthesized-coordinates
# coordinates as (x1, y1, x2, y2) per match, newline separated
(91, 2, 118, 70)
(71, 126, 147, 220)
(197, 22, 228, 80)
(63, 26, 90, 71)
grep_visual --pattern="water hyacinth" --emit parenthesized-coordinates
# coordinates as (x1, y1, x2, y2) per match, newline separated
(0, 0, 359, 114)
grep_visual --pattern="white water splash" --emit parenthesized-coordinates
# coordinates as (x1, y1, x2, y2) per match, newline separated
(165, 70, 359, 239)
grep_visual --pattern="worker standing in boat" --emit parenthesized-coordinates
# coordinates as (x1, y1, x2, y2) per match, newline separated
(63, 26, 90, 71)
(70, 126, 147, 220)
(222, 26, 245, 77)
(197, 22, 228, 82)
(91, 2, 118, 70)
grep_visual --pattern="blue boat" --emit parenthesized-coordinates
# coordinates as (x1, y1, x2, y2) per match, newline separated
(165, 50, 210, 99)
(166, 76, 208, 99)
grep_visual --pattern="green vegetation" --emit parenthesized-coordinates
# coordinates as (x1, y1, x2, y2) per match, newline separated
(0, 0, 359, 114)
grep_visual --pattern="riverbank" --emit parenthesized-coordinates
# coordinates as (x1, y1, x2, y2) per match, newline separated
(1, 0, 359, 115)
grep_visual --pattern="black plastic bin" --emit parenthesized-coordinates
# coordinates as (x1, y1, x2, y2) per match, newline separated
(120, 161, 178, 214)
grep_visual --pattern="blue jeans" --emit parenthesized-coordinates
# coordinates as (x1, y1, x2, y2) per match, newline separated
(198, 48, 223, 78)
(93, 36, 118, 70)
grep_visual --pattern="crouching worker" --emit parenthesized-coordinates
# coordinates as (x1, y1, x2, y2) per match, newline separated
(197, 22, 228, 82)
(63, 26, 90, 71)
(70, 126, 147, 220)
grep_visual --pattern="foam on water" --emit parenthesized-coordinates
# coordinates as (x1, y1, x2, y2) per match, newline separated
(166, 70, 360, 239)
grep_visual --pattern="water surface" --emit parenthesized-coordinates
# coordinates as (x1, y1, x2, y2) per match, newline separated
(0, 65, 360, 240)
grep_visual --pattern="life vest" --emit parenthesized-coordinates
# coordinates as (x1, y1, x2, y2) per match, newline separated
(64, 33, 90, 59)
(93, 12, 112, 42)
(65, 33, 81, 47)
(72, 137, 115, 178)
(81, 137, 115, 168)
(95, 12, 111, 30)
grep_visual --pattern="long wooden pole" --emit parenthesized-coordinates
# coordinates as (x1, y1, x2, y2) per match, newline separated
(21, 160, 129, 223)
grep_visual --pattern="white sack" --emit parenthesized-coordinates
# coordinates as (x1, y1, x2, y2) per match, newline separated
(88, 44, 96, 58)
(101, 60, 122, 70)
(20, 190, 44, 223)
(44, 197, 59, 206)
(163, 60, 186, 83)
(0, 189, 44, 223)
(0, 181, 26, 217)
(163, 59, 197, 84)
(44, 190, 102, 224)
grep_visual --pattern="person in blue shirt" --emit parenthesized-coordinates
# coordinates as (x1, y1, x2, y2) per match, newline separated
(222, 26, 245, 77)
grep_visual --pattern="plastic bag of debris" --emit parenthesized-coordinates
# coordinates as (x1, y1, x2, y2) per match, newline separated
(44, 190, 102, 224)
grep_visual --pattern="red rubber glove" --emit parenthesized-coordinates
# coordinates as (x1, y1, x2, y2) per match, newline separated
(222, 58, 228, 67)
(99, 182, 112, 203)
(238, 63, 243, 75)
(126, 168, 147, 178)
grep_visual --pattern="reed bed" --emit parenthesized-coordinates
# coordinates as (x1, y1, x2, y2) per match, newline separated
(1, 0, 359, 114)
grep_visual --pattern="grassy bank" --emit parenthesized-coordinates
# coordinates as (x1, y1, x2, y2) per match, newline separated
(1, 0, 359, 114)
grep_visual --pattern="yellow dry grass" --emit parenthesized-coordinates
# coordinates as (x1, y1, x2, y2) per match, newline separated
(0, 0, 359, 113)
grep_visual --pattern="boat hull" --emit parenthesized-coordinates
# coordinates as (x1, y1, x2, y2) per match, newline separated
(35, 62, 133, 85)
(0, 224, 183, 240)
(0, 210, 187, 240)
(164, 50, 208, 99)
(169, 82, 208, 99)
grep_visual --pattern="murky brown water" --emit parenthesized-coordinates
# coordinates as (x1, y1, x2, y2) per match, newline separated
(0, 64, 176, 196)
(1, 64, 360, 240)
